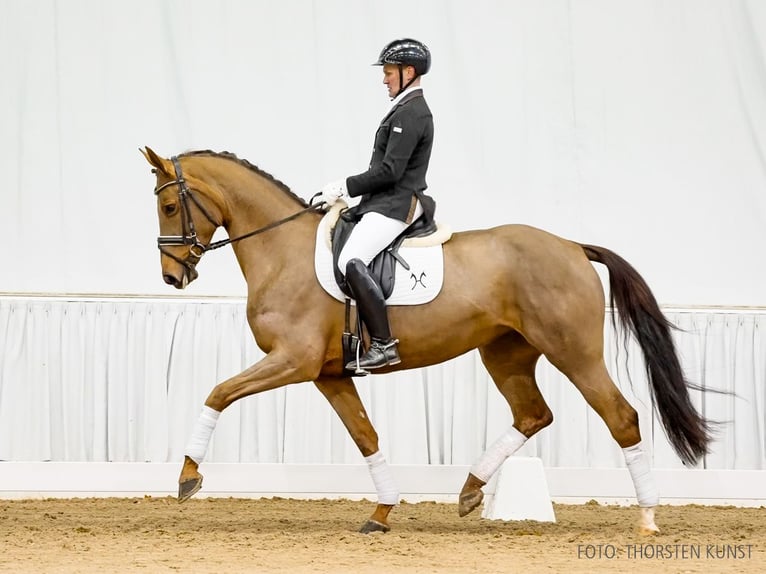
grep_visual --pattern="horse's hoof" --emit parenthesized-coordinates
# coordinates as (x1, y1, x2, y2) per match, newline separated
(638, 524, 660, 536)
(458, 490, 484, 517)
(178, 477, 203, 503)
(359, 519, 390, 534)
(638, 507, 659, 535)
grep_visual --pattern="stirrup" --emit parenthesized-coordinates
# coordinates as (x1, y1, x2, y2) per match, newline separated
(350, 335, 370, 376)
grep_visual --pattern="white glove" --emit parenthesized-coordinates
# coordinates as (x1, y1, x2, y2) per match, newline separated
(320, 179, 347, 206)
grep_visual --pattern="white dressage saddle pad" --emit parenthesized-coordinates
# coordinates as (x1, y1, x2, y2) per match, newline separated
(314, 207, 450, 305)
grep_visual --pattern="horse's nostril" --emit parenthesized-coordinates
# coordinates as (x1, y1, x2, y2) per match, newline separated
(163, 274, 178, 286)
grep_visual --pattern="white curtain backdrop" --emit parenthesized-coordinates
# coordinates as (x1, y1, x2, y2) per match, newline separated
(1, 297, 763, 471)
(1, 1, 765, 306)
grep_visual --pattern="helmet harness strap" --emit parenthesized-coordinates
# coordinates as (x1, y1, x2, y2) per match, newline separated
(394, 64, 419, 99)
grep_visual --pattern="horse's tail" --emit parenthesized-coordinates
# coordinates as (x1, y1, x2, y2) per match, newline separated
(580, 243, 712, 466)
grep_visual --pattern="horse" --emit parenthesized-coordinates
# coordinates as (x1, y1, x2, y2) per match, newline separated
(141, 147, 711, 534)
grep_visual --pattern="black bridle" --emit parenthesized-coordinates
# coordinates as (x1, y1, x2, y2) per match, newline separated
(154, 156, 324, 273)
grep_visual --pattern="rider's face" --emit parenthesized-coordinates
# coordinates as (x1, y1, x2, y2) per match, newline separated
(382, 64, 416, 98)
(382, 64, 400, 98)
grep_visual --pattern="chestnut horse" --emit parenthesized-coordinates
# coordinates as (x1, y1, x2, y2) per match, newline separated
(142, 147, 710, 534)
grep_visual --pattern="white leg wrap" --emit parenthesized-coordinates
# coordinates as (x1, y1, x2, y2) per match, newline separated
(185, 405, 220, 465)
(623, 441, 659, 507)
(470, 426, 527, 483)
(365, 451, 399, 506)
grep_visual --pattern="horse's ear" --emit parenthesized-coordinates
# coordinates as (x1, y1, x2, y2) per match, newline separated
(140, 146, 172, 177)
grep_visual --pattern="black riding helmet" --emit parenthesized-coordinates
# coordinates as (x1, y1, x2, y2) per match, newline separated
(373, 38, 431, 98)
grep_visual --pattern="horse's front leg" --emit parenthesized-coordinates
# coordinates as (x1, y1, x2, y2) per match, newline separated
(178, 350, 317, 502)
(314, 376, 396, 534)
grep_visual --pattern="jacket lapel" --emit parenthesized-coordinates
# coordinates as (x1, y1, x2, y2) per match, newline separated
(379, 90, 423, 125)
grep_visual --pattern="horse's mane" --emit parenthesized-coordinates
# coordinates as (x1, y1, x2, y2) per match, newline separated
(179, 149, 309, 208)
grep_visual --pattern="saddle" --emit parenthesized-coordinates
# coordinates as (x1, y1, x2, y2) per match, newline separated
(331, 209, 437, 299)
(329, 206, 438, 375)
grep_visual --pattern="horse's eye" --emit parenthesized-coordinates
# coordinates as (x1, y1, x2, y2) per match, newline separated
(151, 168, 157, 174)
(163, 203, 177, 216)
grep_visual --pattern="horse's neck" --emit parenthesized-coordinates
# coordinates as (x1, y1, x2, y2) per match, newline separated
(218, 168, 319, 291)
(221, 175, 302, 237)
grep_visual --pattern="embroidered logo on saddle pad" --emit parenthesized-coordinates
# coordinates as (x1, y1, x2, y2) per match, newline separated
(314, 202, 451, 305)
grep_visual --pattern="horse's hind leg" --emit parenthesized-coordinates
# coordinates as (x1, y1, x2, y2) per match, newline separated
(459, 332, 552, 517)
(314, 376, 396, 534)
(555, 355, 660, 534)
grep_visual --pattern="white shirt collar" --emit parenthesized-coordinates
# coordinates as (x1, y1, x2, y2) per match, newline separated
(389, 85, 423, 111)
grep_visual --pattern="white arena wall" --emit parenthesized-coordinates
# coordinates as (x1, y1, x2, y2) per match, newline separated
(1, 1, 766, 504)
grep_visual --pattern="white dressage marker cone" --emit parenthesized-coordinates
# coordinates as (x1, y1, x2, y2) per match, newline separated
(481, 457, 556, 522)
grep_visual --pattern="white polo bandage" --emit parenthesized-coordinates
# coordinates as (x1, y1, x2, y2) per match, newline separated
(623, 441, 659, 507)
(470, 426, 527, 483)
(365, 451, 399, 506)
(185, 405, 220, 464)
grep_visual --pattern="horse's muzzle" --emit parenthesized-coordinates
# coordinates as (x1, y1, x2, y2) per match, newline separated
(163, 266, 198, 289)
(163, 273, 183, 289)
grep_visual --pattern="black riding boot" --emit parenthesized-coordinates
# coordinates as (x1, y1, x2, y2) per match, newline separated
(344, 258, 401, 371)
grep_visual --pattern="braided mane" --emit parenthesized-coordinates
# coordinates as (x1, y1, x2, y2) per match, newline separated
(179, 149, 309, 207)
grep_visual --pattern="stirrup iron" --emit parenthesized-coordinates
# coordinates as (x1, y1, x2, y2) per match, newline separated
(352, 336, 370, 376)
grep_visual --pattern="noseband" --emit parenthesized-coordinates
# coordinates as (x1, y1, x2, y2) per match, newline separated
(154, 156, 323, 274)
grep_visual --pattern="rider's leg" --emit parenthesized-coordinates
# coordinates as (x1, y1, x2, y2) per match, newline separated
(336, 210, 418, 273)
(337, 205, 423, 370)
(344, 258, 400, 369)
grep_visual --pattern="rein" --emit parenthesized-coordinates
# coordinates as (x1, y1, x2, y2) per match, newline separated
(155, 156, 324, 267)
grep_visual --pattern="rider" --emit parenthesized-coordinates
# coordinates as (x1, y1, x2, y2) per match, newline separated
(320, 38, 436, 371)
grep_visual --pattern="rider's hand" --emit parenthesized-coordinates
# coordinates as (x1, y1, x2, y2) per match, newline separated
(320, 179, 347, 206)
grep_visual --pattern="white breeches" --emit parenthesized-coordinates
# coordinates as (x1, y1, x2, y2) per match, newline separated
(337, 201, 424, 273)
